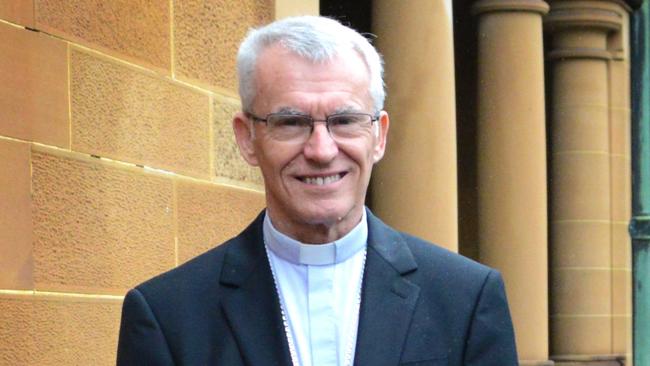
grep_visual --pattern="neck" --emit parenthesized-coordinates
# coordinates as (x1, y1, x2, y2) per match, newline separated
(266, 208, 364, 244)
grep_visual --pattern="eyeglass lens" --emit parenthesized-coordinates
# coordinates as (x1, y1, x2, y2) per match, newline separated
(265, 114, 374, 142)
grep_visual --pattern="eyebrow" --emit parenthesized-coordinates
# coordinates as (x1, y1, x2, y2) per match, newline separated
(273, 106, 363, 115)
(331, 106, 363, 114)
(274, 106, 305, 115)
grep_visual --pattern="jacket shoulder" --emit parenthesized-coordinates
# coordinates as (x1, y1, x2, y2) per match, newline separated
(134, 237, 234, 301)
(134, 210, 265, 299)
(401, 232, 493, 278)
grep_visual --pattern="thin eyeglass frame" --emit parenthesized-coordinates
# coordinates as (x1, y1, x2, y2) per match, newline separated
(245, 111, 379, 143)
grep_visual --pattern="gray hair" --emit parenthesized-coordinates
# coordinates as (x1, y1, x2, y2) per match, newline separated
(236, 16, 385, 113)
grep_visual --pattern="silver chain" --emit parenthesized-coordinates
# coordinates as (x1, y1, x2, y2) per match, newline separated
(265, 245, 367, 366)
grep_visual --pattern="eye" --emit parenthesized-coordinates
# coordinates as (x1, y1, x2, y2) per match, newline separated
(271, 115, 311, 128)
(329, 114, 364, 126)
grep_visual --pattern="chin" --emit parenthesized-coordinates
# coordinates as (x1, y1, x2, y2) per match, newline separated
(299, 203, 360, 226)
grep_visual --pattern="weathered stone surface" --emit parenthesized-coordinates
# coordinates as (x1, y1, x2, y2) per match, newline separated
(31, 147, 175, 294)
(552, 269, 611, 315)
(552, 153, 610, 221)
(176, 178, 265, 264)
(34, 0, 170, 71)
(551, 316, 611, 355)
(0, 0, 34, 27)
(0, 139, 33, 290)
(0, 294, 122, 366)
(0, 22, 68, 147)
(71, 47, 211, 178)
(174, 0, 273, 91)
(212, 94, 263, 185)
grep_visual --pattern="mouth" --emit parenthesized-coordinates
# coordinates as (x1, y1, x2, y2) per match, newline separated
(298, 172, 346, 186)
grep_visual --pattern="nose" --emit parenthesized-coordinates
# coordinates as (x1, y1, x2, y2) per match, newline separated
(303, 121, 338, 163)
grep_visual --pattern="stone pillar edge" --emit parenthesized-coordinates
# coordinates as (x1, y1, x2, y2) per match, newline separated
(547, 48, 613, 60)
(472, 0, 550, 15)
(551, 353, 626, 362)
(520, 360, 556, 366)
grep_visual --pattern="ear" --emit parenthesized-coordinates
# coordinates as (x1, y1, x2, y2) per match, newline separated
(372, 111, 389, 163)
(232, 112, 260, 166)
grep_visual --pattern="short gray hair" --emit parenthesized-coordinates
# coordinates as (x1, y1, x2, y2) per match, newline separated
(236, 16, 385, 113)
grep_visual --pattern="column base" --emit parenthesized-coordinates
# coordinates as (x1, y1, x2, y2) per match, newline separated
(520, 360, 555, 366)
(551, 354, 626, 366)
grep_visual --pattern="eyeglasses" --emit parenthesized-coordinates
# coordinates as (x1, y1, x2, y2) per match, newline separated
(246, 112, 379, 143)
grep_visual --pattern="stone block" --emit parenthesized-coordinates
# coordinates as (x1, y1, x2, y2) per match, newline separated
(608, 59, 630, 110)
(609, 108, 630, 157)
(70, 47, 211, 179)
(611, 222, 631, 269)
(551, 105, 609, 153)
(611, 315, 631, 354)
(553, 60, 608, 107)
(31, 147, 175, 294)
(551, 153, 610, 221)
(0, 22, 68, 147)
(34, 0, 170, 71)
(0, 294, 122, 365)
(0, 0, 34, 27)
(551, 268, 611, 315)
(611, 269, 631, 315)
(610, 155, 631, 223)
(176, 178, 265, 264)
(212, 94, 263, 185)
(551, 221, 610, 268)
(0, 139, 33, 289)
(173, 0, 273, 91)
(551, 315, 611, 355)
(275, 0, 319, 19)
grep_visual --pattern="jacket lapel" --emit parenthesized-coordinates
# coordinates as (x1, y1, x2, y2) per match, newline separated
(354, 211, 421, 366)
(219, 213, 292, 366)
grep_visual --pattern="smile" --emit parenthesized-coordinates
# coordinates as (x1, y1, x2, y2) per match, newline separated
(300, 173, 344, 186)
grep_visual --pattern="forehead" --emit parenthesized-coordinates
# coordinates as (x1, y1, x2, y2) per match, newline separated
(252, 44, 372, 113)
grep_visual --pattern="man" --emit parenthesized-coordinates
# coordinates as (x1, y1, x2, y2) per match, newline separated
(117, 16, 518, 365)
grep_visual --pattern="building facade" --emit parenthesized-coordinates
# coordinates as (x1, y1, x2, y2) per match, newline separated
(0, 0, 645, 364)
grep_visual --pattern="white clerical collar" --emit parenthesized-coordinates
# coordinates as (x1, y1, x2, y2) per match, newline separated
(263, 209, 368, 266)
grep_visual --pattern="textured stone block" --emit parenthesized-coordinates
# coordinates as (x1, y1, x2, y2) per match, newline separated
(610, 155, 631, 223)
(0, 139, 33, 289)
(174, 0, 273, 91)
(611, 269, 631, 315)
(0, 22, 68, 147)
(552, 153, 610, 221)
(71, 48, 211, 178)
(176, 178, 265, 264)
(553, 60, 608, 107)
(31, 147, 175, 294)
(609, 108, 631, 157)
(551, 315, 611, 355)
(612, 315, 631, 354)
(611, 222, 631, 269)
(0, 0, 34, 26)
(551, 105, 609, 153)
(551, 221, 610, 268)
(608, 59, 630, 110)
(213, 94, 263, 184)
(551, 269, 611, 315)
(34, 0, 170, 71)
(0, 294, 122, 365)
(275, 0, 319, 19)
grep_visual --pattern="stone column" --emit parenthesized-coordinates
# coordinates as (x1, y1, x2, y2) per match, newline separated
(545, 1, 630, 364)
(370, 0, 458, 251)
(472, 1, 551, 364)
(274, 0, 319, 19)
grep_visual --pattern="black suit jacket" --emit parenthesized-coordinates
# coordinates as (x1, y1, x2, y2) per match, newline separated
(117, 210, 518, 365)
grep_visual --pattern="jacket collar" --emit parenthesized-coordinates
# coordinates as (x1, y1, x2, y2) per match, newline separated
(354, 209, 420, 365)
(219, 209, 420, 366)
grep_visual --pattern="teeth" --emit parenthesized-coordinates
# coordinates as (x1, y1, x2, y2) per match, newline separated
(303, 174, 342, 185)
